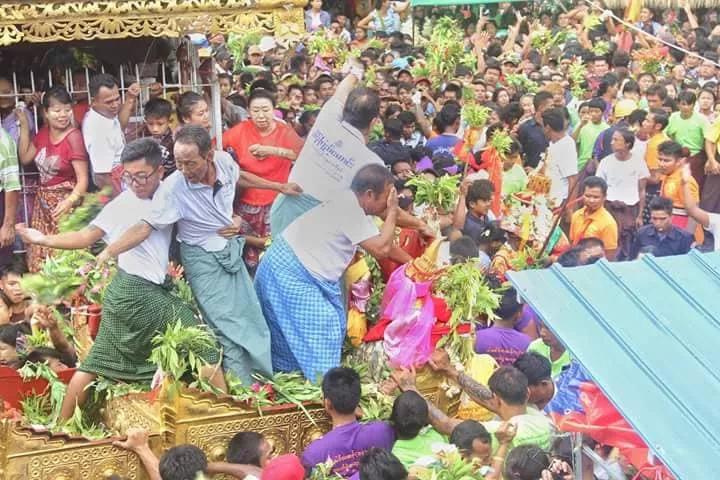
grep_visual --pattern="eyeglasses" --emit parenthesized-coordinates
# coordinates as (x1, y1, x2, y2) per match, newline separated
(120, 166, 160, 185)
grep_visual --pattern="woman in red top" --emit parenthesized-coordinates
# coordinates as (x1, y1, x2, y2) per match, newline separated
(17, 86, 89, 272)
(222, 89, 303, 271)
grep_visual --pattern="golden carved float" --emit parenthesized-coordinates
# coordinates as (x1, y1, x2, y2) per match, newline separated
(0, 0, 307, 46)
(1, 367, 457, 479)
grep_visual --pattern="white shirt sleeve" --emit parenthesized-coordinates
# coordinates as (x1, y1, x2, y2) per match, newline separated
(83, 119, 114, 174)
(637, 154, 650, 179)
(596, 156, 608, 181)
(558, 139, 579, 178)
(90, 196, 119, 241)
(337, 193, 379, 245)
(143, 178, 181, 230)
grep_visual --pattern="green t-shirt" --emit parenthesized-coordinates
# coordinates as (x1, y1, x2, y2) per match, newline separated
(665, 112, 708, 155)
(483, 407, 555, 453)
(392, 426, 447, 468)
(502, 164, 528, 197)
(577, 121, 608, 169)
(527, 338, 571, 378)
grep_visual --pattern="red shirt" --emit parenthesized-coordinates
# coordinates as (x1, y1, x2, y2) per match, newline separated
(32, 127, 88, 187)
(223, 120, 303, 206)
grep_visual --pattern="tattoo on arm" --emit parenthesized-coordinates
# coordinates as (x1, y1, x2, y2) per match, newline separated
(457, 372, 494, 408)
(426, 399, 461, 436)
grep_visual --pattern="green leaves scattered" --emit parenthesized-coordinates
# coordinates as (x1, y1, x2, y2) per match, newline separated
(406, 174, 460, 213)
(227, 31, 263, 68)
(364, 255, 386, 324)
(60, 405, 107, 440)
(18, 361, 67, 426)
(568, 59, 588, 99)
(149, 320, 217, 382)
(489, 129, 514, 157)
(462, 103, 491, 129)
(423, 17, 466, 88)
(505, 73, 539, 95)
(57, 187, 112, 233)
(435, 262, 500, 363)
(414, 449, 484, 480)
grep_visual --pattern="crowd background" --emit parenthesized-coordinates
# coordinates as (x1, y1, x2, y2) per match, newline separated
(0, 0, 718, 478)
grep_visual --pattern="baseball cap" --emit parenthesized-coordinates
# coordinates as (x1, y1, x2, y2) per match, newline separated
(614, 99, 637, 119)
(248, 45, 263, 56)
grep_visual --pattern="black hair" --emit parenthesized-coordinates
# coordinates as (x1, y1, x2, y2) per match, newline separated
(383, 118, 403, 140)
(504, 445, 550, 480)
(299, 109, 319, 127)
(226, 431, 264, 466)
(477, 222, 507, 244)
(586, 97, 606, 112)
(248, 88, 276, 108)
(287, 83, 304, 96)
(657, 140, 685, 159)
(677, 90, 697, 105)
(449, 420, 491, 452)
(487, 366, 529, 406)
(582, 175, 608, 195)
(1, 256, 27, 278)
(144, 98, 173, 119)
(435, 103, 461, 132)
(351, 164, 394, 197)
(289, 55, 307, 73)
(449, 236, 480, 263)
(249, 78, 277, 94)
(649, 196, 673, 214)
(613, 128, 636, 149)
(384, 103, 403, 120)
(175, 124, 212, 157)
(494, 287, 523, 322)
(556, 247, 581, 267)
(627, 109, 647, 127)
(541, 108, 565, 132)
(397, 81, 414, 93)
(89, 73, 118, 98)
(444, 83, 462, 97)
(24, 347, 76, 369)
(663, 97, 677, 111)
(465, 179, 494, 209)
(390, 391, 429, 440)
(533, 91, 553, 110)
(343, 87, 380, 130)
(42, 85, 72, 109)
(359, 448, 408, 480)
(648, 108, 669, 130)
(699, 88, 717, 103)
(622, 79, 640, 95)
(397, 111, 416, 126)
(500, 102, 523, 127)
(513, 352, 552, 386)
(645, 84, 668, 100)
(321, 367, 362, 414)
(158, 445, 208, 480)
(0, 323, 28, 348)
(120, 138, 163, 168)
(176, 91, 206, 124)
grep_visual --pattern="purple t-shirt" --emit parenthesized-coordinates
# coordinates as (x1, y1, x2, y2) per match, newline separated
(302, 421, 395, 478)
(474, 326, 532, 366)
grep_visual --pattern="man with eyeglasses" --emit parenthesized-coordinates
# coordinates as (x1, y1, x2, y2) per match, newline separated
(16, 138, 227, 420)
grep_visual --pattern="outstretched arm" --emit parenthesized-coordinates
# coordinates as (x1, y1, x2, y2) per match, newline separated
(17, 224, 105, 250)
(682, 164, 710, 228)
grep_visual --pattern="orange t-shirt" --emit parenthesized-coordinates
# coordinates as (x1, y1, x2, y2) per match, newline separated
(569, 206, 619, 250)
(222, 120, 303, 206)
(662, 168, 703, 243)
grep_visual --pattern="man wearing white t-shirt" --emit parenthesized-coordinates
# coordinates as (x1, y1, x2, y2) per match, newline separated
(82, 73, 140, 194)
(596, 129, 650, 260)
(17, 139, 226, 420)
(256, 164, 399, 381)
(270, 59, 430, 238)
(542, 108, 578, 206)
(682, 164, 720, 251)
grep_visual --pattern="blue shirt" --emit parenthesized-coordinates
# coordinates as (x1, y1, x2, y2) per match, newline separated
(630, 224, 694, 260)
(425, 133, 460, 156)
(145, 151, 239, 252)
(517, 119, 548, 169)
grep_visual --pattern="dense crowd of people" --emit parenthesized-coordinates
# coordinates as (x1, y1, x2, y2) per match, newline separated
(1, 0, 718, 478)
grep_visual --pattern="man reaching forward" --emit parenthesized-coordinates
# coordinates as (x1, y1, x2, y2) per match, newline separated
(18, 139, 226, 420)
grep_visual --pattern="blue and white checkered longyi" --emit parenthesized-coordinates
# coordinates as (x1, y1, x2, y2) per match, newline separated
(254, 235, 345, 382)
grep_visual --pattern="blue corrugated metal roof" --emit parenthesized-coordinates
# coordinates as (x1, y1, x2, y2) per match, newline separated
(507, 251, 720, 480)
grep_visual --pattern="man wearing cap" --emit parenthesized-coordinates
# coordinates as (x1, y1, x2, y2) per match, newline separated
(247, 45, 264, 67)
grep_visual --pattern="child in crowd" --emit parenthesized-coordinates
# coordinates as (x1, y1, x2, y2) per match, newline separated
(0, 260, 31, 325)
(141, 98, 176, 178)
(501, 140, 528, 197)
(390, 391, 447, 469)
(454, 179, 495, 244)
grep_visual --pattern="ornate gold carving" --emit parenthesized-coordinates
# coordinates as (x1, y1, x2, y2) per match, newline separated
(0, 0, 307, 46)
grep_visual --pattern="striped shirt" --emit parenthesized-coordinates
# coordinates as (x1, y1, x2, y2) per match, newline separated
(0, 128, 20, 193)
